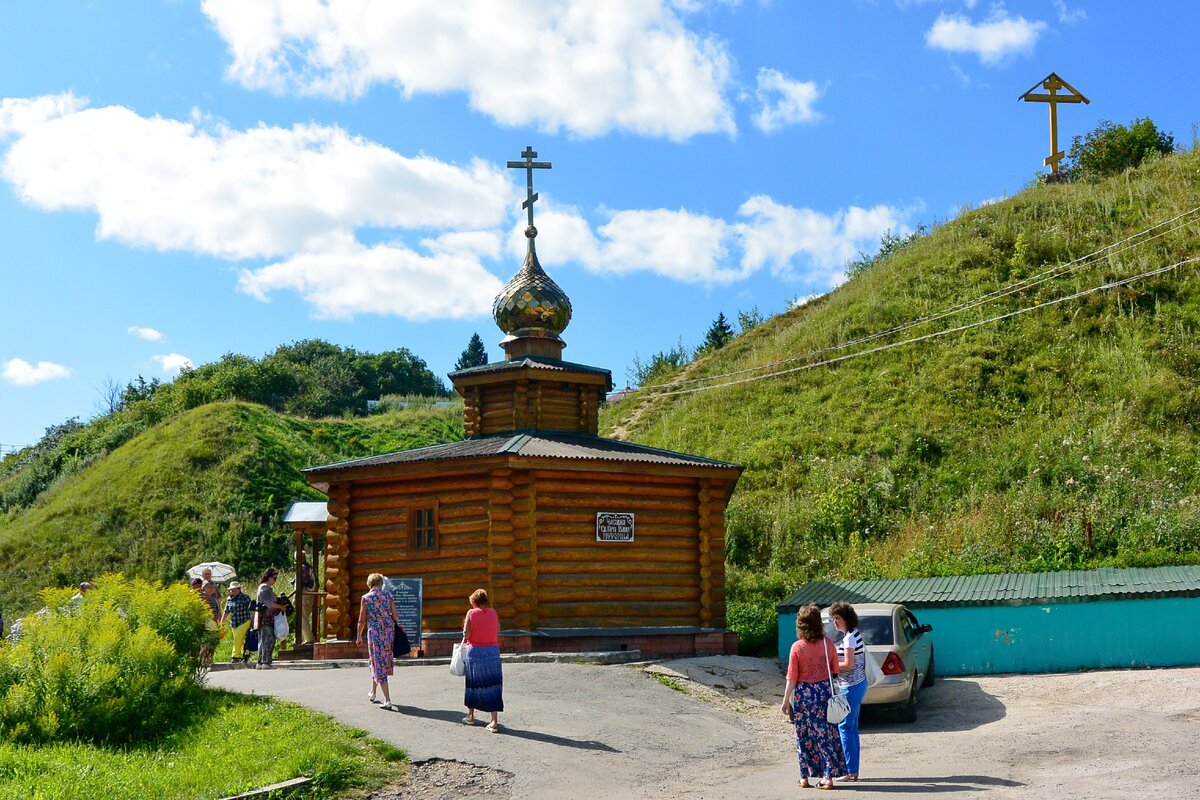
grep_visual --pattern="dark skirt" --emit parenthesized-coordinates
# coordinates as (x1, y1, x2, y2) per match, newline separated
(463, 644, 504, 713)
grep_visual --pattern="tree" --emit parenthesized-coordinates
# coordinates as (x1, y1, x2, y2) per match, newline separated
(1067, 118, 1174, 179)
(454, 333, 489, 370)
(702, 312, 735, 351)
(737, 306, 765, 334)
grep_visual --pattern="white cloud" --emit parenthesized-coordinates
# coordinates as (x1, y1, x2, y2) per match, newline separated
(127, 326, 164, 341)
(516, 196, 910, 286)
(736, 196, 909, 280)
(0, 94, 514, 320)
(238, 235, 504, 321)
(2, 358, 72, 386)
(1, 99, 509, 260)
(0, 93, 86, 139)
(152, 354, 194, 374)
(1052, 0, 1086, 24)
(753, 68, 823, 133)
(925, 9, 1046, 65)
(200, 0, 736, 141)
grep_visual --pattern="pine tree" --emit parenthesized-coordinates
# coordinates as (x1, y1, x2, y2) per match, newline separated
(702, 312, 735, 351)
(454, 333, 489, 370)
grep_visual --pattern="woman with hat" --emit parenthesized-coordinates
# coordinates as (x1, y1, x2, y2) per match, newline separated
(219, 581, 254, 665)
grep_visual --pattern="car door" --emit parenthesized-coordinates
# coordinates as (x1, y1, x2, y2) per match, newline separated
(901, 608, 931, 684)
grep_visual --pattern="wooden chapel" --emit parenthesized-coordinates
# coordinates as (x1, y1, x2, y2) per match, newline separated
(305, 147, 742, 659)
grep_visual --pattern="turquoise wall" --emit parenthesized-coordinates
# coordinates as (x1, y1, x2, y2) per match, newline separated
(778, 596, 1200, 675)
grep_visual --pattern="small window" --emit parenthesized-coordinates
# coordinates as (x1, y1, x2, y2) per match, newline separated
(411, 504, 438, 552)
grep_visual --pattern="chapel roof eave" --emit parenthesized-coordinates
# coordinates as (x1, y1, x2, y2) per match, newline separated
(302, 431, 742, 489)
(449, 355, 613, 390)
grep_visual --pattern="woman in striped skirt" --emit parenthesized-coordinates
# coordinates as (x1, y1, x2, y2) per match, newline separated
(461, 588, 504, 732)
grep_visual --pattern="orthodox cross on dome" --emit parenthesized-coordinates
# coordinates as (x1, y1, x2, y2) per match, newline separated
(1018, 72, 1089, 175)
(507, 145, 551, 230)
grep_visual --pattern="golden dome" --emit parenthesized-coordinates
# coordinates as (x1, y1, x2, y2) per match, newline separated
(492, 226, 572, 339)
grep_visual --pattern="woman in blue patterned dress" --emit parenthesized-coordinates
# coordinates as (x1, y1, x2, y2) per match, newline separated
(780, 604, 845, 789)
(356, 572, 400, 711)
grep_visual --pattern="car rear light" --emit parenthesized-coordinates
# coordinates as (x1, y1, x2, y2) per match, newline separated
(881, 652, 906, 675)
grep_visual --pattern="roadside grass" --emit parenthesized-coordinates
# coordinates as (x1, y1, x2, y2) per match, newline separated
(0, 689, 407, 800)
(648, 671, 691, 694)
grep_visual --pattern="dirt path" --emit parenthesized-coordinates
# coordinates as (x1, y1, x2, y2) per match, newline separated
(209, 658, 1200, 799)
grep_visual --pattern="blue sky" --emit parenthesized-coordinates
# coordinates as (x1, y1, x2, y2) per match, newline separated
(2, 0, 1198, 450)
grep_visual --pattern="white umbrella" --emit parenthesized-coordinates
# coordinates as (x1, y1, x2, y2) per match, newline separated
(187, 562, 237, 583)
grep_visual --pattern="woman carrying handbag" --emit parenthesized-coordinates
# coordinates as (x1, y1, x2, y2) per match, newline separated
(460, 588, 503, 732)
(780, 604, 847, 789)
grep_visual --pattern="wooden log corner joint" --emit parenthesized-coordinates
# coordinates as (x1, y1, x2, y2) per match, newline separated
(297, 146, 743, 659)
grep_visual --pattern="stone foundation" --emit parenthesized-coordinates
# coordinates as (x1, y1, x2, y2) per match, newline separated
(313, 626, 737, 661)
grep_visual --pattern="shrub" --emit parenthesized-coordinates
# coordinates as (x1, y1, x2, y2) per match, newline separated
(1067, 118, 1175, 179)
(0, 574, 213, 744)
(726, 600, 778, 657)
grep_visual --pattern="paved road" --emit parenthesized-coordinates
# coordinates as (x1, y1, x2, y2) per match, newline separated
(208, 660, 1200, 800)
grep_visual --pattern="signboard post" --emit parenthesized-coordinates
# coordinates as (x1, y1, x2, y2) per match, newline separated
(596, 512, 635, 542)
(383, 577, 423, 655)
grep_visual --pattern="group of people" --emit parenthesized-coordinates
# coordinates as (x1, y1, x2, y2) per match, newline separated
(781, 602, 867, 789)
(356, 573, 504, 731)
(191, 566, 294, 669)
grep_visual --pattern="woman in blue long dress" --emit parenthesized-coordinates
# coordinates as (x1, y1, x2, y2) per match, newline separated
(461, 588, 503, 731)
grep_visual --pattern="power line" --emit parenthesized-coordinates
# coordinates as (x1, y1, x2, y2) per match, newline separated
(641, 256, 1200, 398)
(644, 204, 1200, 392)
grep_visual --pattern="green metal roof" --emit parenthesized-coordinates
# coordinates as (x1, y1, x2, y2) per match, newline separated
(776, 565, 1200, 612)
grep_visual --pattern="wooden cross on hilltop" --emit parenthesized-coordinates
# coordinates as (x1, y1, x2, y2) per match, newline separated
(507, 146, 551, 229)
(1019, 72, 1090, 175)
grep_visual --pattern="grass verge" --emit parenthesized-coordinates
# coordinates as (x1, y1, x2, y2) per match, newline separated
(0, 689, 407, 800)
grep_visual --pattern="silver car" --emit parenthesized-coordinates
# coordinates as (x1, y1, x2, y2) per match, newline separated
(825, 603, 935, 722)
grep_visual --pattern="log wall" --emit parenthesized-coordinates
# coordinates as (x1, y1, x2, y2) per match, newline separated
(532, 469, 704, 627)
(465, 380, 606, 436)
(345, 473, 490, 636)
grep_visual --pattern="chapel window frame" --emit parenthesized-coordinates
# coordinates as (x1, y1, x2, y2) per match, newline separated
(410, 500, 439, 553)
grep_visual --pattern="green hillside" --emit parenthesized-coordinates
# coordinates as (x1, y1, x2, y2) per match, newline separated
(602, 147, 1200, 620)
(0, 401, 463, 616)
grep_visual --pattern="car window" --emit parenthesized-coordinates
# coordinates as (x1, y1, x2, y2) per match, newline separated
(901, 609, 921, 641)
(856, 614, 894, 646)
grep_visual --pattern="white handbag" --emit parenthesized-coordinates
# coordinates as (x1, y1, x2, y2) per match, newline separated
(449, 642, 466, 677)
(824, 639, 851, 724)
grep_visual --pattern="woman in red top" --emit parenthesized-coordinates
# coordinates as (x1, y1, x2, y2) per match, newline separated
(780, 604, 846, 789)
(461, 588, 503, 731)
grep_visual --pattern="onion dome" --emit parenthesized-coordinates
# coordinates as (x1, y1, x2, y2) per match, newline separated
(492, 225, 572, 351)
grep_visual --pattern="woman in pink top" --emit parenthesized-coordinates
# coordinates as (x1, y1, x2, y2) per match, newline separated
(780, 604, 846, 789)
(461, 588, 503, 731)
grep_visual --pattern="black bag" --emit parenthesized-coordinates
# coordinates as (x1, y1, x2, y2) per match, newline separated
(245, 626, 260, 656)
(393, 624, 411, 657)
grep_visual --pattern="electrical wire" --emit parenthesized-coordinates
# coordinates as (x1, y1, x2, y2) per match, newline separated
(639, 256, 1200, 398)
(643, 204, 1200, 392)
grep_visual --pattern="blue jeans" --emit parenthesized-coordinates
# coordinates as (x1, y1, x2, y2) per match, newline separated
(838, 679, 868, 774)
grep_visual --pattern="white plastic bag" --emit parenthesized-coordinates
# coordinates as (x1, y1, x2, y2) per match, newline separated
(864, 650, 884, 689)
(449, 642, 466, 677)
(273, 612, 289, 641)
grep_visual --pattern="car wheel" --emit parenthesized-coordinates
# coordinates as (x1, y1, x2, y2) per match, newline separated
(922, 648, 936, 688)
(897, 680, 918, 723)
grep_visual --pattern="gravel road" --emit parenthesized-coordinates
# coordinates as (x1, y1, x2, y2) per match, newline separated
(208, 658, 1200, 799)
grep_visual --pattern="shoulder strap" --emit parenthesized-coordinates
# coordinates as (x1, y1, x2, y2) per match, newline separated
(823, 638, 836, 693)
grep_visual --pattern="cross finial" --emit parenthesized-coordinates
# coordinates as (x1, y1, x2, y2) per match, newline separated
(507, 145, 552, 230)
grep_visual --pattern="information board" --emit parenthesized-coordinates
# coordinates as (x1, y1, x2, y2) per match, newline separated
(383, 577, 423, 647)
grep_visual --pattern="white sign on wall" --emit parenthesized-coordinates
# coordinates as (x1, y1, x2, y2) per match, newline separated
(596, 512, 635, 542)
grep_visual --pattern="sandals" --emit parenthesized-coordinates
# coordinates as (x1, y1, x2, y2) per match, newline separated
(816, 779, 835, 790)
(380, 702, 398, 711)
(368, 692, 378, 703)
(834, 774, 858, 783)
(798, 780, 812, 789)
(462, 717, 479, 725)
(486, 721, 500, 733)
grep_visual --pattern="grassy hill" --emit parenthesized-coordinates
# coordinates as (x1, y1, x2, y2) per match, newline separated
(0, 401, 463, 616)
(601, 148, 1200, 629)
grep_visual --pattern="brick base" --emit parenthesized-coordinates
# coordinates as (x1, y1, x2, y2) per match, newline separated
(315, 628, 738, 661)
